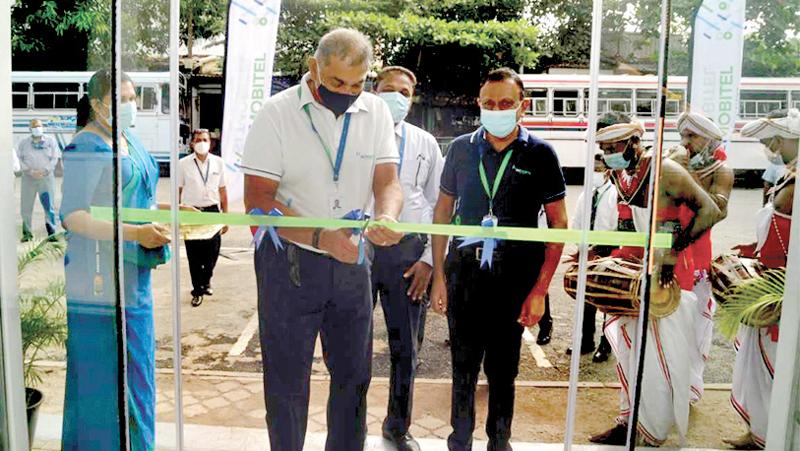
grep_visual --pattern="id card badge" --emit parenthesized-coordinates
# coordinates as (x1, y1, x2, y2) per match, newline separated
(329, 195, 344, 216)
(481, 214, 498, 228)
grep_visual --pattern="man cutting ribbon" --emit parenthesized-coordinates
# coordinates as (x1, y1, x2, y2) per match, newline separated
(241, 28, 403, 451)
(430, 68, 568, 451)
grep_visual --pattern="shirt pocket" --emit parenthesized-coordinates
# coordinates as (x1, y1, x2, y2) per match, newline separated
(411, 155, 432, 188)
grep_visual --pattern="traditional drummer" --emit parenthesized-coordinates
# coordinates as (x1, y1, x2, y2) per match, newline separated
(588, 113, 722, 446)
(672, 112, 734, 404)
(724, 108, 798, 450)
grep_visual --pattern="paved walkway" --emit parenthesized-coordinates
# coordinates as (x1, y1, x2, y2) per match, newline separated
(31, 366, 743, 450)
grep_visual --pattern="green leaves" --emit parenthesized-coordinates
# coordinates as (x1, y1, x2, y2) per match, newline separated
(716, 269, 785, 340)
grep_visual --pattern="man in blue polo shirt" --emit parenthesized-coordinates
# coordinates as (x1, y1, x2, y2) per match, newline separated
(430, 67, 568, 451)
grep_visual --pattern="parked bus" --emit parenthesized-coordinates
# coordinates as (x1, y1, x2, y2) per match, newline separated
(12, 71, 177, 163)
(519, 74, 800, 169)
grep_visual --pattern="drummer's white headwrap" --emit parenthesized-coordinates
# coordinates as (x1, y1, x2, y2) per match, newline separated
(741, 108, 800, 139)
(677, 112, 723, 141)
(595, 121, 645, 144)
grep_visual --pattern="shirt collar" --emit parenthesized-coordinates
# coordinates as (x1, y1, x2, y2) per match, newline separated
(394, 120, 407, 138)
(470, 125, 529, 155)
(298, 72, 369, 114)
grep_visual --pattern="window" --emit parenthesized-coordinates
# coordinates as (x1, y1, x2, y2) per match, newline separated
(791, 91, 800, 110)
(665, 88, 685, 116)
(553, 90, 579, 117)
(160, 83, 170, 114)
(32, 82, 81, 109)
(636, 89, 657, 117)
(136, 86, 158, 112)
(585, 88, 632, 116)
(12, 82, 29, 109)
(739, 90, 788, 118)
(524, 88, 547, 116)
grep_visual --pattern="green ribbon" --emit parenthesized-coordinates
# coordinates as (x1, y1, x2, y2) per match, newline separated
(91, 207, 673, 248)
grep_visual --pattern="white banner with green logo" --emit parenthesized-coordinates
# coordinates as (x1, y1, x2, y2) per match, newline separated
(221, 0, 282, 201)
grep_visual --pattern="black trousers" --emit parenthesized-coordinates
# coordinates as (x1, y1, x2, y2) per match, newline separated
(445, 244, 543, 451)
(184, 205, 221, 296)
(371, 234, 426, 434)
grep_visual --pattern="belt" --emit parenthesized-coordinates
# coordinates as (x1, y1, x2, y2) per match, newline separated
(456, 245, 503, 263)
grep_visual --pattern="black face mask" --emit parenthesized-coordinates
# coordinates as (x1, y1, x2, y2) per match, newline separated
(317, 83, 360, 116)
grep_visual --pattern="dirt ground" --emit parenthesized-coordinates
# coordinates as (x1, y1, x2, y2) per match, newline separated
(16, 178, 766, 448)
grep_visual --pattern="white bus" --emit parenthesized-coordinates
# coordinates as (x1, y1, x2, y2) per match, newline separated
(519, 74, 800, 169)
(12, 71, 176, 163)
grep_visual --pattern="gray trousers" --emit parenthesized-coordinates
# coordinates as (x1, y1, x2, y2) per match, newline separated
(371, 234, 426, 435)
(21, 173, 57, 236)
(255, 240, 373, 451)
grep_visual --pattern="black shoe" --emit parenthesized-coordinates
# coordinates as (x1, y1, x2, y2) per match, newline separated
(536, 324, 552, 346)
(589, 424, 628, 445)
(203, 285, 214, 296)
(191, 295, 203, 307)
(566, 341, 595, 356)
(382, 430, 421, 451)
(593, 336, 611, 363)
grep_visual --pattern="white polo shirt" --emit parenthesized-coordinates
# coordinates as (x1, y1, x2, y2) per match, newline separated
(178, 153, 227, 207)
(241, 72, 399, 224)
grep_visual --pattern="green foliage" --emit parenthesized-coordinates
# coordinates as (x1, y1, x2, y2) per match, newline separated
(17, 236, 68, 388)
(276, 0, 539, 98)
(716, 269, 785, 340)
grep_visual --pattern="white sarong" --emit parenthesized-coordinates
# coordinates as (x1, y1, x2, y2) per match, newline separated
(604, 289, 697, 445)
(690, 277, 716, 403)
(730, 324, 778, 448)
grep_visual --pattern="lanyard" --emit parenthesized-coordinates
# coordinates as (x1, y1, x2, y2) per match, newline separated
(397, 123, 407, 175)
(194, 158, 210, 185)
(299, 88, 352, 183)
(478, 148, 514, 215)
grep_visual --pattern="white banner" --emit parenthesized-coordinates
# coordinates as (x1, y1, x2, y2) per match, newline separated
(689, 0, 747, 146)
(221, 0, 282, 201)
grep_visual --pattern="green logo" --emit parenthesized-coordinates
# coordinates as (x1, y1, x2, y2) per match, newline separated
(512, 166, 531, 175)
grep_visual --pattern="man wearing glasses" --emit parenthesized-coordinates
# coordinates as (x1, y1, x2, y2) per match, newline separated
(430, 67, 568, 451)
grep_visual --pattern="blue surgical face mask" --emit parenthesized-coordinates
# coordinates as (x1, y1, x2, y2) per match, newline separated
(765, 147, 784, 165)
(480, 107, 519, 138)
(316, 68, 360, 116)
(378, 91, 410, 124)
(104, 101, 137, 130)
(31, 127, 44, 138)
(603, 151, 630, 170)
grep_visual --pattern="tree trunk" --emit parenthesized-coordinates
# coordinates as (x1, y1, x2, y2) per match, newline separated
(188, 7, 194, 58)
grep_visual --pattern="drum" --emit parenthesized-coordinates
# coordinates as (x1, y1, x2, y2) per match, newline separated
(710, 254, 766, 304)
(563, 257, 642, 317)
(563, 256, 681, 318)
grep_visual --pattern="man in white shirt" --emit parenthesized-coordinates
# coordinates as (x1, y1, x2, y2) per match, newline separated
(371, 66, 443, 451)
(17, 118, 60, 241)
(241, 29, 404, 451)
(567, 152, 618, 362)
(178, 129, 228, 306)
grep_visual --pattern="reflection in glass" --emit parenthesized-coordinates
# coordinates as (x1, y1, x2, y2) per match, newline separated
(61, 69, 167, 449)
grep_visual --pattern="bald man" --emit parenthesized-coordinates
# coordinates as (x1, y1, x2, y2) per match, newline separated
(17, 118, 60, 241)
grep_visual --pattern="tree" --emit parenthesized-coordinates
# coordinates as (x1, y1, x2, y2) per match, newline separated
(275, 0, 541, 101)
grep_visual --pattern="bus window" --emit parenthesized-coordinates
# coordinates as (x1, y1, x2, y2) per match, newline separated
(585, 88, 632, 115)
(33, 82, 81, 109)
(12, 82, 29, 109)
(553, 90, 579, 117)
(739, 90, 788, 118)
(136, 86, 158, 112)
(525, 88, 546, 116)
(791, 91, 800, 110)
(636, 89, 657, 117)
(161, 83, 170, 115)
(666, 88, 685, 116)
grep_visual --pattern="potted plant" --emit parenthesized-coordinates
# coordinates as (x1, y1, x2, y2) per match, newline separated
(17, 234, 67, 448)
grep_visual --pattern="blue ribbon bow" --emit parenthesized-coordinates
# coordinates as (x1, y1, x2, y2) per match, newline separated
(343, 209, 369, 265)
(250, 208, 284, 251)
(457, 216, 500, 268)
